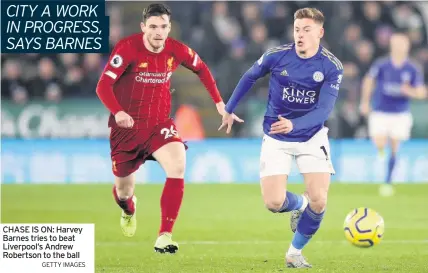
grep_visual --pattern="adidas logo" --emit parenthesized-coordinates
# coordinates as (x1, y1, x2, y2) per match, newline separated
(280, 70, 288, 76)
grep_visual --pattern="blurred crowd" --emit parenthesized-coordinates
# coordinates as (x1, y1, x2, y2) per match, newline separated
(2, 1, 427, 138)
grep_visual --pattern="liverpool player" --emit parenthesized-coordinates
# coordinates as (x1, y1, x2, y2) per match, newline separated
(96, 3, 242, 254)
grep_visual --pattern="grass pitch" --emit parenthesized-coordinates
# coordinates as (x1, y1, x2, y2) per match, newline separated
(2, 184, 428, 272)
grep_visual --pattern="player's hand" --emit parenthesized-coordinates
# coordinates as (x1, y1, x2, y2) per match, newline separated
(218, 111, 241, 134)
(269, 115, 293, 135)
(115, 111, 134, 129)
(359, 102, 370, 117)
(216, 102, 244, 122)
(400, 83, 413, 97)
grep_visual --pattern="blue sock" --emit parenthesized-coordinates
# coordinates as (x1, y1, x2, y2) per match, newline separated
(291, 231, 311, 250)
(291, 205, 325, 250)
(277, 191, 303, 213)
(386, 154, 396, 184)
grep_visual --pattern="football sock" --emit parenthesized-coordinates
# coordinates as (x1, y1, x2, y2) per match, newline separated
(288, 205, 325, 254)
(278, 191, 304, 213)
(112, 186, 135, 215)
(386, 154, 396, 184)
(288, 232, 307, 255)
(159, 178, 184, 235)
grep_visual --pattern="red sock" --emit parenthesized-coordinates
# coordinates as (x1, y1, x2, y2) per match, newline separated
(112, 186, 135, 215)
(159, 178, 184, 235)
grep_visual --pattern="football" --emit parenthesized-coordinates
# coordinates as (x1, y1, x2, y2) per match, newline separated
(343, 207, 385, 247)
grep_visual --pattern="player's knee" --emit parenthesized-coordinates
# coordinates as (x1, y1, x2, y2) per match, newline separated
(390, 139, 401, 155)
(115, 185, 134, 199)
(372, 136, 387, 150)
(115, 176, 134, 199)
(309, 196, 327, 213)
(165, 159, 186, 178)
(264, 198, 284, 213)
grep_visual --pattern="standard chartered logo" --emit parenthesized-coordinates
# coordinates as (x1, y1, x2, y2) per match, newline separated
(282, 87, 317, 104)
(135, 72, 171, 84)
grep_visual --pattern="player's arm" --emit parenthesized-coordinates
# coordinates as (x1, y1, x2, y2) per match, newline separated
(360, 61, 380, 116)
(179, 44, 223, 104)
(96, 43, 133, 115)
(401, 66, 427, 99)
(224, 53, 273, 114)
(402, 85, 427, 99)
(178, 42, 243, 124)
(96, 43, 135, 128)
(289, 68, 344, 132)
(218, 52, 274, 134)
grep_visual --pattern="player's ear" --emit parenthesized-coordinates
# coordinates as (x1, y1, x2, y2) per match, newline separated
(319, 27, 324, 39)
(165, 22, 172, 35)
(140, 22, 146, 33)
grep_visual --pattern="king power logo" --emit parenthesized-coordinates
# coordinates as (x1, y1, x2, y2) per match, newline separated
(282, 87, 317, 104)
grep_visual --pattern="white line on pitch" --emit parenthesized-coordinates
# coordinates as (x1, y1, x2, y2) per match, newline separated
(96, 239, 428, 246)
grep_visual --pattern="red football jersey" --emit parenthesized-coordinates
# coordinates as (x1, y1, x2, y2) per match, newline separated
(96, 33, 222, 130)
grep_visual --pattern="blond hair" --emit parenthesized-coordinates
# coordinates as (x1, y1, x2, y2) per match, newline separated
(294, 8, 324, 25)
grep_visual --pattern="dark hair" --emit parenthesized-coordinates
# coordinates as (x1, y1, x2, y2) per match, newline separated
(142, 3, 171, 22)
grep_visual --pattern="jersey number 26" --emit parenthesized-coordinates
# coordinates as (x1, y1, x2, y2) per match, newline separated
(161, 126, 178, 139)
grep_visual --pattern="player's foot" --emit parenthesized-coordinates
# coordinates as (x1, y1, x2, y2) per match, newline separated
(120, 196, 137, 237)
(379, 184, 395, 197)
(290, 193, 309, 233)
(286, 253, 312, 268)
(154, 233, 179, 254)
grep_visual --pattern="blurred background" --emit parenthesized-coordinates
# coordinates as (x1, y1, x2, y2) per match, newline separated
(1, 1, 427, 184)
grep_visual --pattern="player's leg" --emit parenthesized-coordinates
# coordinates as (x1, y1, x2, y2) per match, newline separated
(372, 135, 388, 157)
(378, 137, 399, 196)
(386, 138, 400, 183)
(260, 175, 308, 214)
(287, 173, 330, 255)
(113, 173, 138, 237)
(369, 112, 395, 195)
(259, 136, 308, 215)
(381, 112, 413, 196)
(286, 128, 333, 268)
(110, 128, 141, 237)
(151, 141, 186, 254)
(368, 112, 389, 157)
(371, 135, 392, 196)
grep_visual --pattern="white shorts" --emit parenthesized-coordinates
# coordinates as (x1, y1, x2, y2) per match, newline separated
(259, 127, 335, 177)
(368, 111, 413, 140)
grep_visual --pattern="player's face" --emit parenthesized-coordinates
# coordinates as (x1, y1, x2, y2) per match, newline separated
(141, 15, 171, 50)
(293, 18, 324, 54)
(390, 34, 410, 59)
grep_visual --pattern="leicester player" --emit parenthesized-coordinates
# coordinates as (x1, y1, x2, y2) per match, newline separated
(360, 32, 426, 197)
(96, 3, 242, 254)
(219, 8, 343, 268)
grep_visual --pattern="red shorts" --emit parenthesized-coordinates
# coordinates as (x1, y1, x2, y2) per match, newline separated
(109, 119, 186, 177)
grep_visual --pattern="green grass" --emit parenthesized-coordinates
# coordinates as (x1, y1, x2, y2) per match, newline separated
(2, 184, 428, 272)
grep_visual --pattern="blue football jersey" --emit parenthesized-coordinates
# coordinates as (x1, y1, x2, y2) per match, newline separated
(368, 57, 424, 113)
(226, 43, 344, 142)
